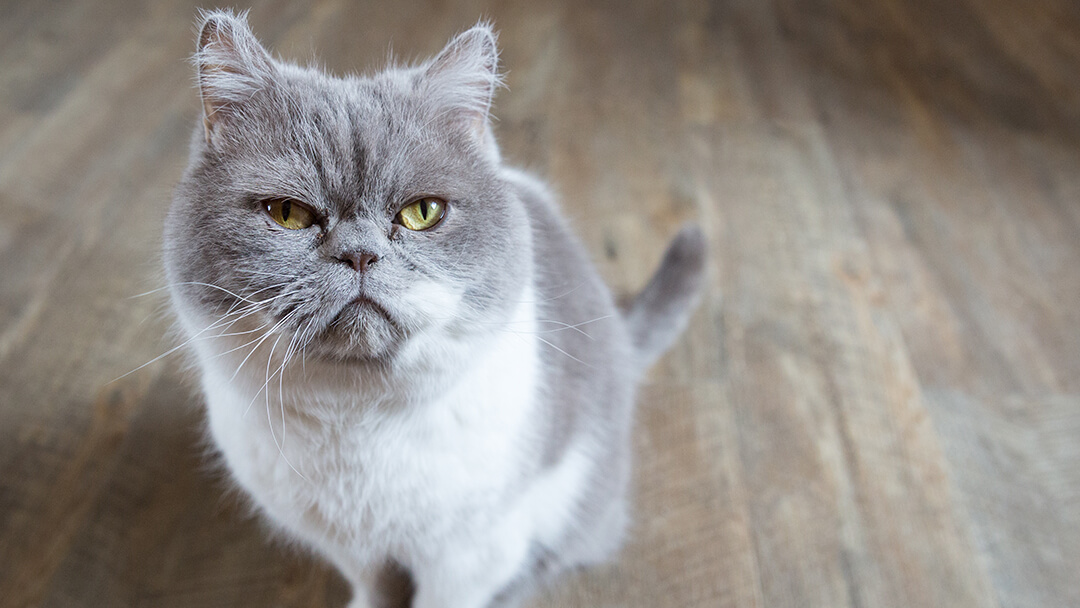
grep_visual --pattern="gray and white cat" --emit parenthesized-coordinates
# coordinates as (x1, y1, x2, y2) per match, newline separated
(164, 10, 705, 608)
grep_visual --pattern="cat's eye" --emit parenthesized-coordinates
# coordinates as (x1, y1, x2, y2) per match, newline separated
(265, 198, 317, 230)
(397, 197, 446, 231)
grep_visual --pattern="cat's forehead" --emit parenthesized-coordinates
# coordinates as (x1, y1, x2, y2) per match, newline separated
(282, 68, 429, 149)
(245, 67, 482, 211)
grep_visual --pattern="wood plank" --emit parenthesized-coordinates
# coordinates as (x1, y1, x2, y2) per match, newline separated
(1, 0, 1079, 606)
(775, 0, 1080, 604)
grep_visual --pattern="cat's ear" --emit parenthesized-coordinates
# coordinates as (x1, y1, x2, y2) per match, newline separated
(194, 10, 274, 149)
(421, 24, 503, 152)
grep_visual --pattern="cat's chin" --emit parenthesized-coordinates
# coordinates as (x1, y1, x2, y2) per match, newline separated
(306, 298, 405, 363)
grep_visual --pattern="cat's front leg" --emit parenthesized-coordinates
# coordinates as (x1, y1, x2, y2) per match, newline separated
(333, 559, 377, 608)
(344, 569, 407, 608)
(346, 588, 374, 608)
(324, 553, 401, 608)
(410, 524, 533, 608)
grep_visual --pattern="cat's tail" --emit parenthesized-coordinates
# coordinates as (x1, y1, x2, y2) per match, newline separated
(623, 224, 708, 370)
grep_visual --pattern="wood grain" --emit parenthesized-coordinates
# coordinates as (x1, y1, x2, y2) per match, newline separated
(1, 0, 1078, 606)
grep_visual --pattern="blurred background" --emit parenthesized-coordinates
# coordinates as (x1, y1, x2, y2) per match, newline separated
(2, 0, 1079, 606)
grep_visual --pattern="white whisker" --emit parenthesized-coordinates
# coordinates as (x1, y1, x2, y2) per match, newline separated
(534, 335, 597, 370)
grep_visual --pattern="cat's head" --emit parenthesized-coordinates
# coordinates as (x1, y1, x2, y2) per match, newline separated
(165, 10, 528, 364)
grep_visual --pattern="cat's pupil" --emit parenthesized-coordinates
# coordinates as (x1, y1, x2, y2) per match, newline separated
(420, 200, 429, 220)
(281, 200, 292, 222)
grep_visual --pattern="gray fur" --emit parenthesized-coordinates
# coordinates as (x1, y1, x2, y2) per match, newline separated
(624, 224, 708, 369)
(164, 10, 705, 607)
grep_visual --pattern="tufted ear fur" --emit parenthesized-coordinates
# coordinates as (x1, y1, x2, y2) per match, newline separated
(194, 10, 275, 149)
(420, 24, 503, 153)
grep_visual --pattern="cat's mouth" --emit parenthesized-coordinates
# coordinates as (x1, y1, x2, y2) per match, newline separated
(327, 292, 400, 332)
(308, 291, 405, 361)
(344, 294, 392, 320)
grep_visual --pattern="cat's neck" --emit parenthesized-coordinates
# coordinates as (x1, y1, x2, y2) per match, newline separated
(189, 285, 539, 424)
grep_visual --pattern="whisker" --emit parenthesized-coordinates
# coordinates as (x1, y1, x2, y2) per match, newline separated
(232, 310, 296, 383)
(168, 281, 283, 305)
(109, 300, 273, 384)
(236, 269, 302, 279)
(264, 333, 283, 453)
(240, 323, 308, 481)
(534, 335, 597, 370)
(511, 314, 613, 340)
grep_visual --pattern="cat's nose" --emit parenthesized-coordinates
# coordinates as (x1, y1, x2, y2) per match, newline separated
(337, 251, 378, 273)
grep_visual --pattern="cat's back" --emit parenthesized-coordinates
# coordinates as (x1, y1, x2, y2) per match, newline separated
(503, 166, 638, 449)
(504, 167, 634, 367)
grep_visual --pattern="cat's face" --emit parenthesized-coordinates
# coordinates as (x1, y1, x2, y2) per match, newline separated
(165, 14, 527, 363)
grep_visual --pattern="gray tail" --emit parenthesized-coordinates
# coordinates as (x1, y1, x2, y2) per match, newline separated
(623, 224, 708, 370)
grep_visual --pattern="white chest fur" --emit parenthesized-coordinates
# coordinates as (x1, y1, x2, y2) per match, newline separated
(193, 297, 543, 568)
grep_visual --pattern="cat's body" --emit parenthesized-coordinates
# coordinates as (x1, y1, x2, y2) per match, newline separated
(165, 11, 704, 608)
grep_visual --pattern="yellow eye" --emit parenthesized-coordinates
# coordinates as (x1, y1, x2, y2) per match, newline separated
(397, 197, 446, 231)
(265, 198, 317, 230)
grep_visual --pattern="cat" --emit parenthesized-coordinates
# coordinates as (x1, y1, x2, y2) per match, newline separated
(164, 9, 705, 608)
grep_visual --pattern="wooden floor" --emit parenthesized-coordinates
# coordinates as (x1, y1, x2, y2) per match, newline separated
(2, 0, 1079, 606)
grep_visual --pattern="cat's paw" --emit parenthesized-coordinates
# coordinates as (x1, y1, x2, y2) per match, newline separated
(346, 589, 375, 608)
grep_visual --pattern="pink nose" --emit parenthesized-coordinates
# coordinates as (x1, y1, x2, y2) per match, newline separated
(337, 252, 378, 272)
